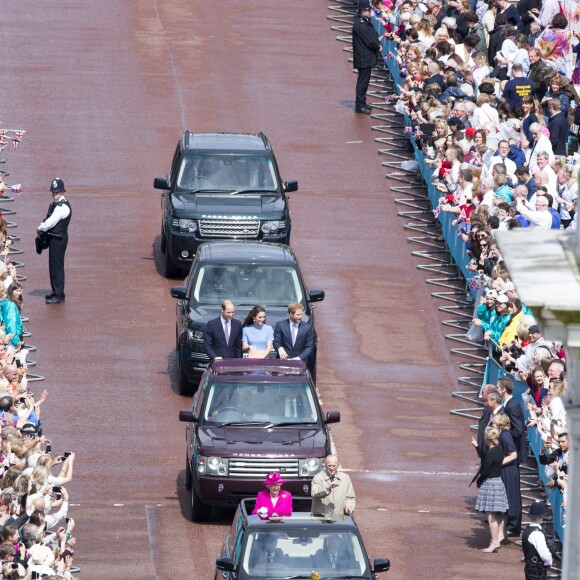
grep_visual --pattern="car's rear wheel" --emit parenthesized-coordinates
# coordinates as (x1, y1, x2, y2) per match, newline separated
(191, 478, 210, 522)
(185, 451, 192, 490)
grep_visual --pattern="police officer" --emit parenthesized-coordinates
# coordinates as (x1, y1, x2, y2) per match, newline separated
(522, 501, 552, 580)
(352, 0, 383, 114)
(37, 178, 72, 304)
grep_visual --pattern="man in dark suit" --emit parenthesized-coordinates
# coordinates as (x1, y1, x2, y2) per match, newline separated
(547, 99, 569, 156)
(203, 300, 242, 360)
(352, 0, 382, 114)
(474, 385, 498, 457)
(515, 167, 537, 201)
(313, 535, 353, 571)
(251, 534, 288, 569)
(273, 302, 314, 361)
(498, 376, 526, 536)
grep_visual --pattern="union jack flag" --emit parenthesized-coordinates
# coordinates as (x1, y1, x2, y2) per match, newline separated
(384, 51, 395, 61)
(10, 184, 22, 194)
(468, 276, 484, 292)
(456, 208, 467, 224)
(433, 207, 441, 218)
(404, 126, 413, 134)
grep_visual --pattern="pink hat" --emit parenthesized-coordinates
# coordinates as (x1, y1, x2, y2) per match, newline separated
(264, 472, 286, 486)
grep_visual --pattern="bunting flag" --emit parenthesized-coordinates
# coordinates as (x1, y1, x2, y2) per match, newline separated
(10, 184, 22, 194)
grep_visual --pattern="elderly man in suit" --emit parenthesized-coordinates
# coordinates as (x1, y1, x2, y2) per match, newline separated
(497, 376, 526, 537)
(273, 302, 314, 361)
(203, 300, 243, 360)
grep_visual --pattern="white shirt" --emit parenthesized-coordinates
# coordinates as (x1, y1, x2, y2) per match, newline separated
(538, 0, 559, 28)
(38, 196, 70, 232)
(517, 201, 553, 228)
(527, 135, 555, 173)
(486, 154, 517, 183)
(527, 524, 553, 566)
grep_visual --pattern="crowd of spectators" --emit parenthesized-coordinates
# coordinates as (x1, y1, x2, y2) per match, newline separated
(368, 0, 575, 557)
(0, 167, 78, 577)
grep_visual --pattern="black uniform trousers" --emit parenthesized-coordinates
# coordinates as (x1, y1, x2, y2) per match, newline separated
(356, 67, 372, 109)
(525, 567, 547, 580)
(48, 234, 68, 299)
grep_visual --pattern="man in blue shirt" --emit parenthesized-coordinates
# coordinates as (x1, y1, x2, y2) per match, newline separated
(502, 64, 535, 110)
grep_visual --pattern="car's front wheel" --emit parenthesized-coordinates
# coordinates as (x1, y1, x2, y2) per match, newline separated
(191, 478, 210, 522)
(164, 248, 180, 278)
(177, 350, 195, 397)
(185, 451, 192, 490)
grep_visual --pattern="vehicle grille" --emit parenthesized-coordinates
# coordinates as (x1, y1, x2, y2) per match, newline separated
(229, 457, 299, 479)
(199, 219, 260, 238)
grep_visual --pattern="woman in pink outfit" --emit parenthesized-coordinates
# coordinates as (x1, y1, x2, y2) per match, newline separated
(253, 472, 293, 517)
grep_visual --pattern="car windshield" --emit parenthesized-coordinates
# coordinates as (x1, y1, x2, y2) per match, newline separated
(240, 529, 369, 578)
(191, 265, 303, 306)
(176, 154, 278, 192)
(202, 382, 318, 425)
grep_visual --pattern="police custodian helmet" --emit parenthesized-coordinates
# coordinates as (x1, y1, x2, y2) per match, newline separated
(50, 178, 66, 194)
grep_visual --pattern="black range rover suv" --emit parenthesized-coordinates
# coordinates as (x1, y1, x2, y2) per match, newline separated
(154, 132, 297, 277)
(170, 241, 325, 395)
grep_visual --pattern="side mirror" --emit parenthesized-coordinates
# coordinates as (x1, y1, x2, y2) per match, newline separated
(325, 411, 340, 424)
(154, 177, 170, 190)
(215, 556, 236, 572)
(179, 410, 196, 423)
(171, 286, 187, 299)
(309, 289, 325, 303)
(373, 558, 390, 573)
(284, 180, 298, 193)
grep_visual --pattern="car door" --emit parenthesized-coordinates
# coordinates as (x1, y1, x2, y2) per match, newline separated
(162, 144, 182, 233)
(191, 373, 210, 467)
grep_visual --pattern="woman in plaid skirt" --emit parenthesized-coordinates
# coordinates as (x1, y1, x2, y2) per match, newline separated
(475, 426, 509, 552)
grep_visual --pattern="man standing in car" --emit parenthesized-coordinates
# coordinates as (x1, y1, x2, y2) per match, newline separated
(204, 300, 243, 360)
(352, 0, 383, 114)
(37, 178, 72, 304)
(273, 302, 314, 361)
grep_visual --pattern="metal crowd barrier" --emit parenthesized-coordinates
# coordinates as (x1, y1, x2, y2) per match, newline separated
(374, 21, 566, 544)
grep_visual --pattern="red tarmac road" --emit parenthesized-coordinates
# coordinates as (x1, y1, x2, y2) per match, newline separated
(2, 0, 520, 578)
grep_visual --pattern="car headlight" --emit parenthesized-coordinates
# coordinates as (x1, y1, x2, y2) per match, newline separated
(261, 220, 282, 233)
(187, 329, 204, 342)
(299, 458, 322, 477)
(178, 219, 198, 233)
(198, 456, 228, 476)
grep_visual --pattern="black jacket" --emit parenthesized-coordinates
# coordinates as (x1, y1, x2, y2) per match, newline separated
(488, 26, 506, 65)
(503, 397, 527, 465)
(517, 0, 542, 34)
(527, 60, 552, 100)
(352, 15, 381, 69)
(548, 111, 569, 155)
(203, 317, 243, 360)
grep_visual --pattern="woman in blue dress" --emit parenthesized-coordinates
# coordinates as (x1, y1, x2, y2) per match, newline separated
(242, 306, 274, 359)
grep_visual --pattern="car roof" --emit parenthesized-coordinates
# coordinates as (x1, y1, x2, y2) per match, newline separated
(198, 242, 297, 264)
(183, 132, 270, 152)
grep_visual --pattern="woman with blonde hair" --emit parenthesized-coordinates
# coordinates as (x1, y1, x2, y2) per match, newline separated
(474, 426, 509, 552)
(473, 93, 500, 129)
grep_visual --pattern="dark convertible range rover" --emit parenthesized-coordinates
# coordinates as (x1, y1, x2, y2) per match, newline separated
(170, 241, 325, 395)
(155, 131, 297, 277)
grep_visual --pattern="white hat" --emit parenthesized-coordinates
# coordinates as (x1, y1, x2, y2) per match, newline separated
(496, 294, 509, 304)
(501, 282, 515, 293)
(28, 544, 54, 566)
(486, 290, 498, 299)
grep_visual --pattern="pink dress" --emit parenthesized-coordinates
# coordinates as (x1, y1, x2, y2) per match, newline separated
(252, 490, 293, 517)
